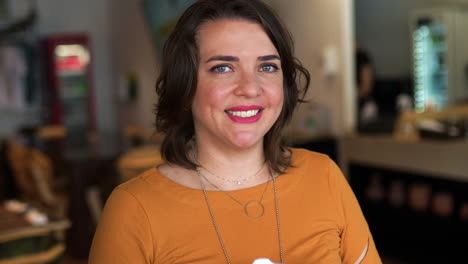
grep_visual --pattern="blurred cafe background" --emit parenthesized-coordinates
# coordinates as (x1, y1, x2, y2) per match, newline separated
(1, 0, 468, 263)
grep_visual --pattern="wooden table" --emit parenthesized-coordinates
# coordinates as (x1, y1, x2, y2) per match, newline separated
(0, 206, 70, 263)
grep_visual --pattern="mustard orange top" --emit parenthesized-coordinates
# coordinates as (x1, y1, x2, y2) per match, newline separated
(89, 148, 381, 263)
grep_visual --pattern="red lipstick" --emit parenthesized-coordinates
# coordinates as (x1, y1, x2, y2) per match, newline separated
(226, 105, 263, 111)
(225, 105, 263, 124)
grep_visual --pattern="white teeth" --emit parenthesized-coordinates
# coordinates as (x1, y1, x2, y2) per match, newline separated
(227, 109, 260, 118)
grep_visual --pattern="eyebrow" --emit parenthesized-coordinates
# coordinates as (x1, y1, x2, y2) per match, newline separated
(205, 56, 238, 63)
(258, 55, 280, 61)
(205, 54, 280, 63)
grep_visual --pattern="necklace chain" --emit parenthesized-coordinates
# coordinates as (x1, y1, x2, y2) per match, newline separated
(201, 162, 266, 185)
(197, 170, 270, 219)
(273, 172, 284, 263)
(197, 168, 284, 264)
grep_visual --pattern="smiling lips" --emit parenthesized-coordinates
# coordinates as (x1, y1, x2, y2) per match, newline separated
(225, 105, 263, 123)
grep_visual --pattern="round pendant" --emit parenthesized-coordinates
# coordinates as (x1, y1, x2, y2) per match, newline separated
(244, 200, 265, 219)
(236, 181, 241, 185)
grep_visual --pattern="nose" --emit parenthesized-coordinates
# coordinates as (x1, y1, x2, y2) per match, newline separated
(234, 71, 262, 97)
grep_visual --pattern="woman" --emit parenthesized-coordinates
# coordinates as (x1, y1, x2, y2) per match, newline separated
(89, 0, 381, 263)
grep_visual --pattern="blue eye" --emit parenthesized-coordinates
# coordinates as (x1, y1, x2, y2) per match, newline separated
(211, 65, 232, 73)
(260, 64, 279, 72)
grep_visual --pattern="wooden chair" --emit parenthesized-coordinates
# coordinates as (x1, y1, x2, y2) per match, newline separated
(117, 145, 162, 183)
(5, 141, 67, 218)
(29, 148, 68, 219)
(36, 125, 66, 140)
(123, 125, 163, 146)
(5, 142, 35, 202)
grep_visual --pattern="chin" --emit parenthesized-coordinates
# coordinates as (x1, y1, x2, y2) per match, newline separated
(229, 134, 263, 149)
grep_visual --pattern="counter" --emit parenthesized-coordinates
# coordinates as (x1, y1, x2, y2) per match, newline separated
(341, 134, 468, 182)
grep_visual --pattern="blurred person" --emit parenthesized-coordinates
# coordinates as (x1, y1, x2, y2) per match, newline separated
(355, 44, 378, 125)
(89, 0, 381, 263)
(355, 44, 374, 101)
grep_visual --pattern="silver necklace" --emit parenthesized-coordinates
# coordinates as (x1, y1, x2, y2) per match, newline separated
(197, 170, 270, 219)
(201, 162, 266, 185)
(197, 168, 285, 264)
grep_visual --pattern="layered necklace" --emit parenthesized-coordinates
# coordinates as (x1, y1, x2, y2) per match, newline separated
(200, 162, 266, 185)
(196, 166, 285, 264)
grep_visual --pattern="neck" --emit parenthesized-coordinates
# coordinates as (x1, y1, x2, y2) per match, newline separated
(193, 138, 267, 190)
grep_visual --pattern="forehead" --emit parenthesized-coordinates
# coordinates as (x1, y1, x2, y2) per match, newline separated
(196, 19, 278, 57)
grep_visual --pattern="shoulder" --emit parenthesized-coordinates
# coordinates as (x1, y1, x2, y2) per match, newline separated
(289, 147, 331, 167)
(99, 169, 164, 228)
(111, 168, 164, 205)
(118, 168, 157, 190)
(287, 147, 344, 189)
(287, 148, 337, 183)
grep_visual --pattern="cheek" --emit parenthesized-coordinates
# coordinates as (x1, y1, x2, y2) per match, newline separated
(271, 86, 285, 123)
(193, 80, 230, 111)
(276, 87, 285, 104)
(268, 82, 284, 110)
(274, 93, 284, 118)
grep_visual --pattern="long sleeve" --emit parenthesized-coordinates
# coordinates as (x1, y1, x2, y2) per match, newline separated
(328, 160, 381, 264)
(89, 187, 154, 264)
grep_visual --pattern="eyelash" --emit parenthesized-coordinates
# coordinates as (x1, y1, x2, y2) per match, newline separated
(209, 63, 280, 73)
(259, 64, 279, 72)
(210, 65, 232, 73)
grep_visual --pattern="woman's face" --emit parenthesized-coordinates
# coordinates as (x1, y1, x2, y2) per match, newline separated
(192, 19, 284, 151)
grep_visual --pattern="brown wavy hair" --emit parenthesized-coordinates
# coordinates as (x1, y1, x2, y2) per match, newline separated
(155, 0, 310, 174)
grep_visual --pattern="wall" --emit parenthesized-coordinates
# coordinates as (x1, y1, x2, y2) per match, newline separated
(266, 0, 355, 140)
(355, 0, 468, 78)
(0, 0, 117, 136)
(109, 0, 158, 132)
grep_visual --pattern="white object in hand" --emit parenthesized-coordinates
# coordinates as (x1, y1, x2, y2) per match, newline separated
(252, 258, 281, 264)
